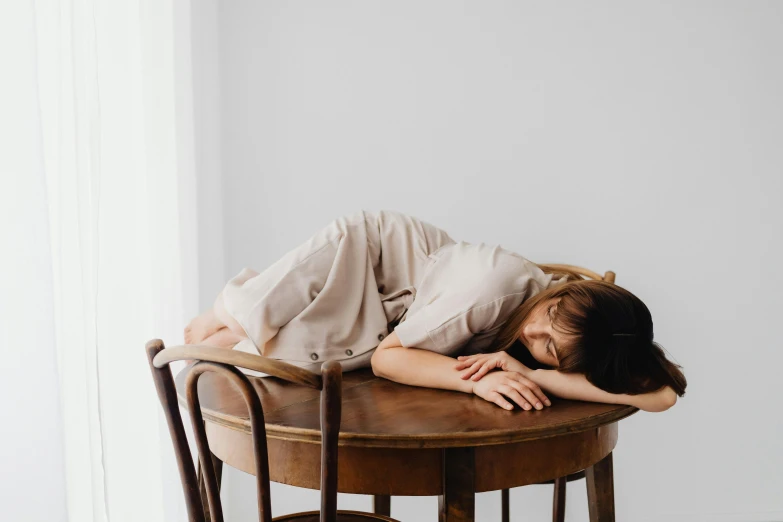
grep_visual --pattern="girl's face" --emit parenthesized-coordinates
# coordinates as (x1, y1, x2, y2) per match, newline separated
(518, 297, 570, 368)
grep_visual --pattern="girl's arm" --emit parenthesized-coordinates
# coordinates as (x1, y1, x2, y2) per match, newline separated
(371, 332, 552, 410)
(371, 331, 474, 393)
(526, 367, 677, 412)
(455, 352, 677, 412)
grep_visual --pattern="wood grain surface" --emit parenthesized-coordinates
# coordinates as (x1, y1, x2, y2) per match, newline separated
(175, 367, 637, 449)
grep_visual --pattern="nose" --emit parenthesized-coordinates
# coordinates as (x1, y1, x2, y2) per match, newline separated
(524, 320, 548, 339)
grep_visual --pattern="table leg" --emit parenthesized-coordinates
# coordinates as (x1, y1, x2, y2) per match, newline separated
(585, 451, 615, 522)
(373, 495, 391, 516)
(438, 447, 475, 522)
(552, 477, 566, 522)
(501, 489, 509, 522)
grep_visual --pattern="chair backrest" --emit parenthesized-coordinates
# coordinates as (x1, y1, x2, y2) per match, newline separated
(538, 263, 616, 284)
(146, 340, 342, 522)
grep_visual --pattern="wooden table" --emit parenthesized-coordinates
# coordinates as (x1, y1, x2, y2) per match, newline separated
(175, 367, 638, 522)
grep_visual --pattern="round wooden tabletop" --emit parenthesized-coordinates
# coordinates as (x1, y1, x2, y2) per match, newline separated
(175, 364, 637, 521)
(175, 366, 638, 449)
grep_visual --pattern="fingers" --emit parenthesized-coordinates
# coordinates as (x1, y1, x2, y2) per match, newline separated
(470, 361, 496, 381)
(476, 377, 552, 412)
(459, 361, 484, 380)
(524, 379, 551, 407)
(507, 375, 551, 407)
(454, 355, 481, 370)
(487, 391, 514, 411)
(455, 355, 488, 375)
(505, 381, 545, 410)
(497, 385, 533, 410)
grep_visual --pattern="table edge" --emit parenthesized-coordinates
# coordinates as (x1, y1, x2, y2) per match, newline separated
(176, 394, 638, 448)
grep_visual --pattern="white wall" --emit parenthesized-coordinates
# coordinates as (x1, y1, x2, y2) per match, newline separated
(190, 0, 226, 312)
(194, 2, 783, 521)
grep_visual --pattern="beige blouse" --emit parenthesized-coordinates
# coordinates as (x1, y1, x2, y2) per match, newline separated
(223, 209, 567, 374)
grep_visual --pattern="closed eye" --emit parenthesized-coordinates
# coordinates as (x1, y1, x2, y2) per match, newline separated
(547, 305, 558, 359)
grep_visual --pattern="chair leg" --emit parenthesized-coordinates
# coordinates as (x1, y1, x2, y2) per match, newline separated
(586, 452, 615, 522)
(501, 489, 509, 522)
(197, 453, 224, 522)
(552, 477, 566, 522)
(373, 495, 391, 516)
(197, 460, 210, 522)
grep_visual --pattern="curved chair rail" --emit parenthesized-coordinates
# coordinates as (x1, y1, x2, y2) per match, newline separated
(151, 342, 322, 390)
(540, 263, 615, 283)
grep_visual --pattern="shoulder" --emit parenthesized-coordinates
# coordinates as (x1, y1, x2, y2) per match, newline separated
(433, 241, 550, 302)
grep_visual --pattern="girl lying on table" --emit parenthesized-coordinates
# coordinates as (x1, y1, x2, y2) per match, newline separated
(184, 210, 686, 414)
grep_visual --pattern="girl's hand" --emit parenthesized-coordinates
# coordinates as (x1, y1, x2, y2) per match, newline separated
(455, 351, 529, 381)
(472, 371, 552, 411)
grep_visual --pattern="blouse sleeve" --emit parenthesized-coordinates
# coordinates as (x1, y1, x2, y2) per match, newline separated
(393, 288, 477, 355)
(392, 245, 550, 357)
(393, 286, 527, 357)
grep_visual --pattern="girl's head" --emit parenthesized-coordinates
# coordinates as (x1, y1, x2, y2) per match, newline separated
(494, 270, 687, 397)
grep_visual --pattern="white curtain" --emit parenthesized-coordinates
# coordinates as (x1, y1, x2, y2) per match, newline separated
(1, 1, 197, 521)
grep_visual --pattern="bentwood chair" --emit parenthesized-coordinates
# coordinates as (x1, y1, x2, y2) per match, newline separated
(498, 264, 617, 522)
(146, 340, 399, 522)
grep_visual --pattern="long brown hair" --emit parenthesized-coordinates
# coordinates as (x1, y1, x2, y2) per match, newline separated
(493, 265, 687, 397)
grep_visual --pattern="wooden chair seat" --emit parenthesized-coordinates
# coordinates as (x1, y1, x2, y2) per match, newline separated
(274, 510, 398, 521)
